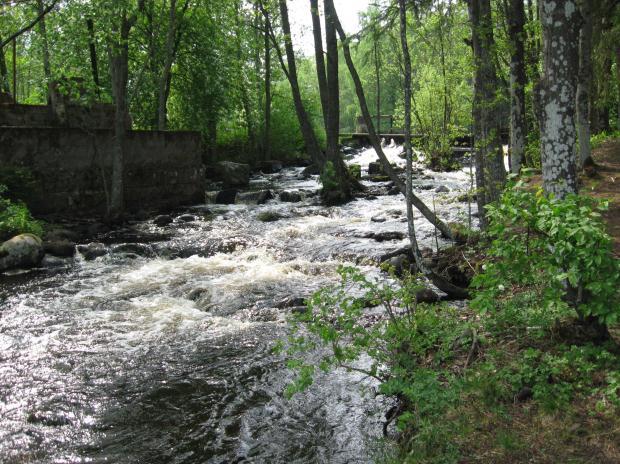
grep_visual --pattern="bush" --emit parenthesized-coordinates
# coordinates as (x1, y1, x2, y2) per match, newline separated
(472, 183, 620, 326)
(278, 267, 466, 461)
(0, 184, 43, 241)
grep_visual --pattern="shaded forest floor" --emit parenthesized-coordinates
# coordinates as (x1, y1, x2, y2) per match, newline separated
(388, 142, 620, 463)
(583, 138, 620, 257)
(524, 138, 620, 256)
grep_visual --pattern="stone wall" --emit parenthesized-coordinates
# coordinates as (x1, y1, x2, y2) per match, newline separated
(0, 127, 205, 216)
(0, 103, 116, 130)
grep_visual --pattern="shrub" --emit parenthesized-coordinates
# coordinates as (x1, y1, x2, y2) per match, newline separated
(0, 184, 43, 241)
(471, 183, 620, 326)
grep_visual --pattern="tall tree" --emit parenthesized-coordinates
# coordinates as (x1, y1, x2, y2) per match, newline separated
(310, 0, 328, 128)
(270, 0, 325, 168)
(505, 0, 527, 173)
(108, 0, 144, 220)
(36, 0, 52, 101)
(398, 0, 468, 298)
(539, 0, 580, 199)
(263, 5, 272, 160)
(323, 0, 350, 200)
(157, 0, 189, 130)
(234, 2, 257, 149)
(332, 3, 454, 240)
(576, 0, 593, 168)
(467, 0, 506, 225)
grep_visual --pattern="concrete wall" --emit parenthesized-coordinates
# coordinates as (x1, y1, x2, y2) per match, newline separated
(0, 103, 116, 130)
(0, 127, 205, 216)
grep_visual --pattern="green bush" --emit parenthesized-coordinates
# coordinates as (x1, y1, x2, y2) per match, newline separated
(0, 184, 43, 241)
(278, 267, 466, 462)
(472, 183, 620, 326)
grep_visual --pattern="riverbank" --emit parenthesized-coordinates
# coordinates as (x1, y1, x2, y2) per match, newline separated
(377, 139, 620, 462)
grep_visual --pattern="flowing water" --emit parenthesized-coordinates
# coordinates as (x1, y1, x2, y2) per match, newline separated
(0, 145, 475, 463)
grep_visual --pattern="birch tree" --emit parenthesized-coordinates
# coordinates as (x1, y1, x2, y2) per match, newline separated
(539, 0, 580, 199)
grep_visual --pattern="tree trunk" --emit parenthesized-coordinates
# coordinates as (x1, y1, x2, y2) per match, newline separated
(86, 19, 100, 95)
(576, 0, 593, 168)
(598, 53, 612, 132)
(36, 0, 52, 101)
(617, 45, 620, 132)
(157, 0, 177, 130)
(323, 0, 351, 201)
(468, 0, 506, 225)
(507, 0, 526, 174)
(0, 37, 9, 93)
(399, 0, 469, 298)
(310, 0, 328, 129)
(539, 0, 580, 199)
(331, 6, 454, 240)
(263, 10, 271, 161)
(273, 0, 325, 167)
(108, 10, 137, 221)
(374, 37, 380, 133)
(235, 3, 256, 153)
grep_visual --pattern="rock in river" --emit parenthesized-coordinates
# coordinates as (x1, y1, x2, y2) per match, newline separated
(153, 215, 173, 226)
(208, 161, 250, 187)
(0, 234, 45, 272)
(279, 191, 302, 203)
(237, 190, 274, 205)
(76, 242, 107, 261)
(44, 240, 75, 258)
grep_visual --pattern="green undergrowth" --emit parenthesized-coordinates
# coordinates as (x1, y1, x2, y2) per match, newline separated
(0, 184, 43, 242)
(277, 184, 620, 463)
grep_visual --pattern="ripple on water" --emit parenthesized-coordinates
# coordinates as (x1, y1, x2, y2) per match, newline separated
(0, 148, 475, 462)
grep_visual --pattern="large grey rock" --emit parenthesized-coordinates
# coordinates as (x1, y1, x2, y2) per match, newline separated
(215, 189, 238, 204)
(153, 214, 173, 226)
(76, 242, 107, 260)
(257, 160, 283, 174)
(368, 161, 383, 175)
(0, 234, 45, 272)
(209, 161, 250, 187)
(279, 191, 302, 203)
(301, 164, 320, 178)
(44, 240, 75, 257)
(236, 190, 274, 205)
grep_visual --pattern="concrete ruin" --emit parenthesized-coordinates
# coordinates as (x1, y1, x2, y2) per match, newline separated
(0, 100, 205, 216)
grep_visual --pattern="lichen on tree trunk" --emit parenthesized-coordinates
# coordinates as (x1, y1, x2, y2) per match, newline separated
(539, 0, 580, 199)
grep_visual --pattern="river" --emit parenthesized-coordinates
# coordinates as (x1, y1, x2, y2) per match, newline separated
(0, 145, 474, 463)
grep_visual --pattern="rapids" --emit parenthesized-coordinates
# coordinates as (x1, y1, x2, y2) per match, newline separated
(0, 145, 476, 463)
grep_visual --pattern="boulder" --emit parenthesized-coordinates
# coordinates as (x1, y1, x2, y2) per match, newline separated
(372, 231, 405, 242)
(0, 234, 45, 272)
(208, 161, 250, 187)
(257, 160, 283, 174)
(435, 185, 450, 193)
(153, 215, 173, 226)
(236, 190, 274, 205)
(45, 228, 80, 243)
(111, 243, 155, 258)
(76, 242, 107, 260)
(44, 240, 75, 258)
(368, 161, 383, 175)
(370, 215, 387, 223)
(301, 164, 320, 178)
(215, 189, 238, 204)
(279, 191, 302, 203)
(415, 288, 440, 303)
(177, 214, 196, 222)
